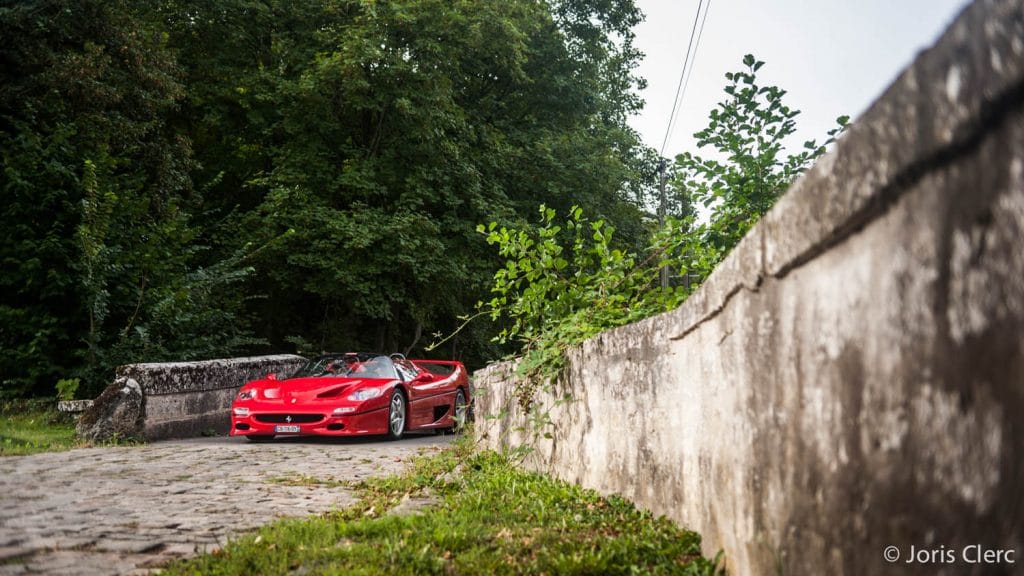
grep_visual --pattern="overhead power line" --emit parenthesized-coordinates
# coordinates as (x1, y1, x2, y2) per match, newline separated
(659, 0, 712, 157)
(657, 0, 712, 289)
(665, 0, 711, 154)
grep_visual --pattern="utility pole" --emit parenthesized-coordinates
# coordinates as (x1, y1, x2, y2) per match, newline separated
(658, 159, 670, 289)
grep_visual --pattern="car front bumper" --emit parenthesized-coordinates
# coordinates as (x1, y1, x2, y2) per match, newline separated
(230, 406, 389, 437)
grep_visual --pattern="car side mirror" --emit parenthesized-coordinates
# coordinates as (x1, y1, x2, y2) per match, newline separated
(413, 373, 433, 383)
(266, 373, 278, 380)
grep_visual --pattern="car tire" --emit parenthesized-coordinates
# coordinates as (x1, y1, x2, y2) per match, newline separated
(387, 389, 407, 440)
(437, 388, 469, 435)
(452, 388, 468, 434)
(246, 435, 274, 442)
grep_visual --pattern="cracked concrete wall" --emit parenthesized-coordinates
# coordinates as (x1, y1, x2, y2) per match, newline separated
(80, 355, 305, 441)
(474, 1, 1024, 574)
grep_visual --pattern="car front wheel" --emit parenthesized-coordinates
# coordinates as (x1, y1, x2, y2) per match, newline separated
(387, 389, 407, 440)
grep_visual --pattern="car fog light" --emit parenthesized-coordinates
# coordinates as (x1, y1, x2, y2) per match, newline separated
(233, 407, 250, 416)
(333, 406, 355, 414)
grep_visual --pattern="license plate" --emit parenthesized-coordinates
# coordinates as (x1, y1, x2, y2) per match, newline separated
(274, 425, 301, 433)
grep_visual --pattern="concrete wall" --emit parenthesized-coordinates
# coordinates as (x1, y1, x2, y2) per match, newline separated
(474, 1, 1024, 574)
(79, 354, 305, 441)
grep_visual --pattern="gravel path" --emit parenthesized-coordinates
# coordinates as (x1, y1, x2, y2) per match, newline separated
(0, 434, 453, 575)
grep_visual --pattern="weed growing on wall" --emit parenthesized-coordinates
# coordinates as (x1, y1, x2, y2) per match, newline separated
(475, 205, 700, 405)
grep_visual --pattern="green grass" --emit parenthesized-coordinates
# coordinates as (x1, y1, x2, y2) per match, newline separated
(164, 437, 721, 575)
(0, 399, 80, 456)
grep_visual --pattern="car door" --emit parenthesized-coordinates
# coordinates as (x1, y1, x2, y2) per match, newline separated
(396, 359, 449, 426)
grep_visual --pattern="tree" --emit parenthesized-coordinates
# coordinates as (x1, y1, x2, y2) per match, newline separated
(1, 0, 190, 396)
(0, 0, 655, 397)
(472, 55, 848, 401)
(166, 0, 653, 364)
(0, 0, 261, 397)
(672, 54, 848, 255)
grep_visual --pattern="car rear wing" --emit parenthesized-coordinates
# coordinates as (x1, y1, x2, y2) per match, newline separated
(410, 359, 464, 376)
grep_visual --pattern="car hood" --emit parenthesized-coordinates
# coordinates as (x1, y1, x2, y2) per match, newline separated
(245, 376, 395, 402)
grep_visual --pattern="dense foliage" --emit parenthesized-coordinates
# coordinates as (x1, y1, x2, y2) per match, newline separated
(1, 0, 651, 398)
(0, 0, 252, 397)
(477, 56, 847, 398)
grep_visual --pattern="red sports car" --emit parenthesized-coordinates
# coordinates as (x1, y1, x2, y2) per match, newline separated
(230, 352, 470, 441)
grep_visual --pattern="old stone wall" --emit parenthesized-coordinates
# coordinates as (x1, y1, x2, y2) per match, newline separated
(474, 1, 1024, 574)
(79, 355, 305, 441)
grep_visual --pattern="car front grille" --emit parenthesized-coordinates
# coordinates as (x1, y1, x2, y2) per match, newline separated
(254, 414, 324, 424)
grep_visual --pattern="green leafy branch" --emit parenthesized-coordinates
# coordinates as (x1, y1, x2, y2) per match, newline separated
(457, 55, 848, 415)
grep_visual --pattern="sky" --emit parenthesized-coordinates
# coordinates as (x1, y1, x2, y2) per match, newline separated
(630, 0, 973, 160)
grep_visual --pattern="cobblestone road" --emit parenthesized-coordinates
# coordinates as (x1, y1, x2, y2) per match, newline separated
(0, 434, 452, 575)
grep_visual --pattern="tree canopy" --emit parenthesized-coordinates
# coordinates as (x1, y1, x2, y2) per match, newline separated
(1, 0, 651, 398)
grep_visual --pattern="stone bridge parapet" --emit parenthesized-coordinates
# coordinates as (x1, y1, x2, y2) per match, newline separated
(78, 354, 305, 441)
(475, 0, 1024, 573)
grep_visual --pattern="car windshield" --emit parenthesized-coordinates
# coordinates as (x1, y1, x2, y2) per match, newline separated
(289, 354, 399, 379)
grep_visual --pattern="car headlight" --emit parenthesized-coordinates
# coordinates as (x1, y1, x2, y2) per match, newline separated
(348, 388, 383, 401)
(233, 407, 250, 416)
(236, 388, 258, 401)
